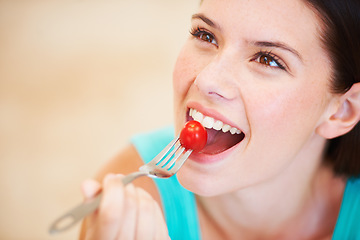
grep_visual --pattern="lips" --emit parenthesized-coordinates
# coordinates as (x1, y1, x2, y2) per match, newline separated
(188, 108, 245, 155)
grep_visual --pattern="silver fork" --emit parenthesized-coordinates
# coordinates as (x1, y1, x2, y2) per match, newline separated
(49, 135, 192, 234)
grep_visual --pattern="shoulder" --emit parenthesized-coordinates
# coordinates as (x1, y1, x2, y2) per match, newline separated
(93, 126, 174, 205)
(130, 125, 175, 162)
(95, 144, 143, 179)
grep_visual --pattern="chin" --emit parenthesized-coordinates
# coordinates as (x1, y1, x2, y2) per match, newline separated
(176, 168, 230, 197)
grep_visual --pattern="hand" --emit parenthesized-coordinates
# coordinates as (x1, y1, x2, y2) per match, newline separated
(81, 174, 170, 240)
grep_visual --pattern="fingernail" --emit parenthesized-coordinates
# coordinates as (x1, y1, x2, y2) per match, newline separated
(104, 173, 116, 185)
(82, 179, 100, 198)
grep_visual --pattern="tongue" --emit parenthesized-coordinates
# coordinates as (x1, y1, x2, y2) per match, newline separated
(200, 128, 244, 155)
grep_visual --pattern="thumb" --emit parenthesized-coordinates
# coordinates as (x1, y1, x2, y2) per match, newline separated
(80, 179, 102, 240)
(81, 179, 101, 199)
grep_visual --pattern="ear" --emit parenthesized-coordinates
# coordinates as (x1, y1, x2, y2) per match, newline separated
(316, 82, 360, 139)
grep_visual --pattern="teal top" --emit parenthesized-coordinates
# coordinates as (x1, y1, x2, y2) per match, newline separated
(332, 177, 360, 239)
(131, 126, 360, 240)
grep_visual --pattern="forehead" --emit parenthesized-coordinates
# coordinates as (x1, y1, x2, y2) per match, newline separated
(198, 0, 322, 52)
(199, 0, 318, 24)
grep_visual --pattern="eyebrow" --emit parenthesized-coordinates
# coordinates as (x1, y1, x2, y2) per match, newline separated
(191, 13, 220, 30)
(252, 41, 303, 62)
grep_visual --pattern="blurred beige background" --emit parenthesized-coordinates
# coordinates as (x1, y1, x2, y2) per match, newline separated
(0, 0, 198, 239)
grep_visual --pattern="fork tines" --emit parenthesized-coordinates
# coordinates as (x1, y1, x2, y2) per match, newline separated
(155, 136, 192, 171)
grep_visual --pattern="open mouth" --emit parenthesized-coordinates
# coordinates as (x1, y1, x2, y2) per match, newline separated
(188, 108, 245, 155)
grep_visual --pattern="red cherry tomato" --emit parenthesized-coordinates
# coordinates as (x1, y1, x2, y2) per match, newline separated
(179, 120, 207, 151)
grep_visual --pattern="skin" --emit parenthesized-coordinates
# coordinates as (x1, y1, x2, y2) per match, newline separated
(173, 0, 345, 238)
(80, 145, 168, 240)
(80, 0, 360, 239)
(174, 0, 337, 195)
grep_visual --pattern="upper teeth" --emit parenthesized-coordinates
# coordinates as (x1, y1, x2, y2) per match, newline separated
(189, 108, 241, 135)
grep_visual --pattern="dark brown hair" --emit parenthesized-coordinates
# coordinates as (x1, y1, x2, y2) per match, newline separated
(304, 0, 360, 176)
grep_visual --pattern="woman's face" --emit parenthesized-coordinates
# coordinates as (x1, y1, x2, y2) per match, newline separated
(173, 0, 336, 195)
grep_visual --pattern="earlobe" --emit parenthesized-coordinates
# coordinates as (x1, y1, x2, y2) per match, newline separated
(316, 82, 360, 139)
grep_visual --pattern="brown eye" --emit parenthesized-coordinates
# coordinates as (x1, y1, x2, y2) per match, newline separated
(259, 55, 272, 66)
(253, 51, 286, 70)
(200, 33, 215, 44)
(190, 27, 218, 46)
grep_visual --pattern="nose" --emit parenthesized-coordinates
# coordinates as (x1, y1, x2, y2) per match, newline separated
(194, 52, 239, 101)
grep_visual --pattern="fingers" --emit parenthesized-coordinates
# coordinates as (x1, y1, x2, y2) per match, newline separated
(82, 173, 169, 240)
(94, 174, 126, 240)
(116, 183, 137, 239)
(117, 182, 169, 240)
(80, 179, 102, 240)
(81, 179, 101, 199)
(154, 201, 170, 240)
(133, 188, 169, 240)
(135, 188, 156, 240)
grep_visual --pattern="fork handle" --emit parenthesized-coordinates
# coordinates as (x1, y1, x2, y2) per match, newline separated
(48, 172, 148, 234)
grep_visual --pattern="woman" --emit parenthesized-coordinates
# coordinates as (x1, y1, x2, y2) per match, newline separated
(80, 0, 360, 239)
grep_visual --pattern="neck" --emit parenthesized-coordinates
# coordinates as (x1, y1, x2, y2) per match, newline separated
(197, 136, 345, 239)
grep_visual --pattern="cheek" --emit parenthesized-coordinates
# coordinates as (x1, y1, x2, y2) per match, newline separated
(172, 45, 199, 130)
(172, 44, 211, 110)
(247, 82, 328, 145)
(172, 42, 213, 93)
(173, 49, 194, 100)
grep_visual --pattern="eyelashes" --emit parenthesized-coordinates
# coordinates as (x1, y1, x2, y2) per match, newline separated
(190, 27, 218, 46)
(251, 51, 287, 70)
(189, 26, 288, 71)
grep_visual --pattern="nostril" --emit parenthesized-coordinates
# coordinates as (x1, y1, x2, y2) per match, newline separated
(194, 80, 227, 99)
(194, 72, 238, 100)
(208, 91, 226, 99)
